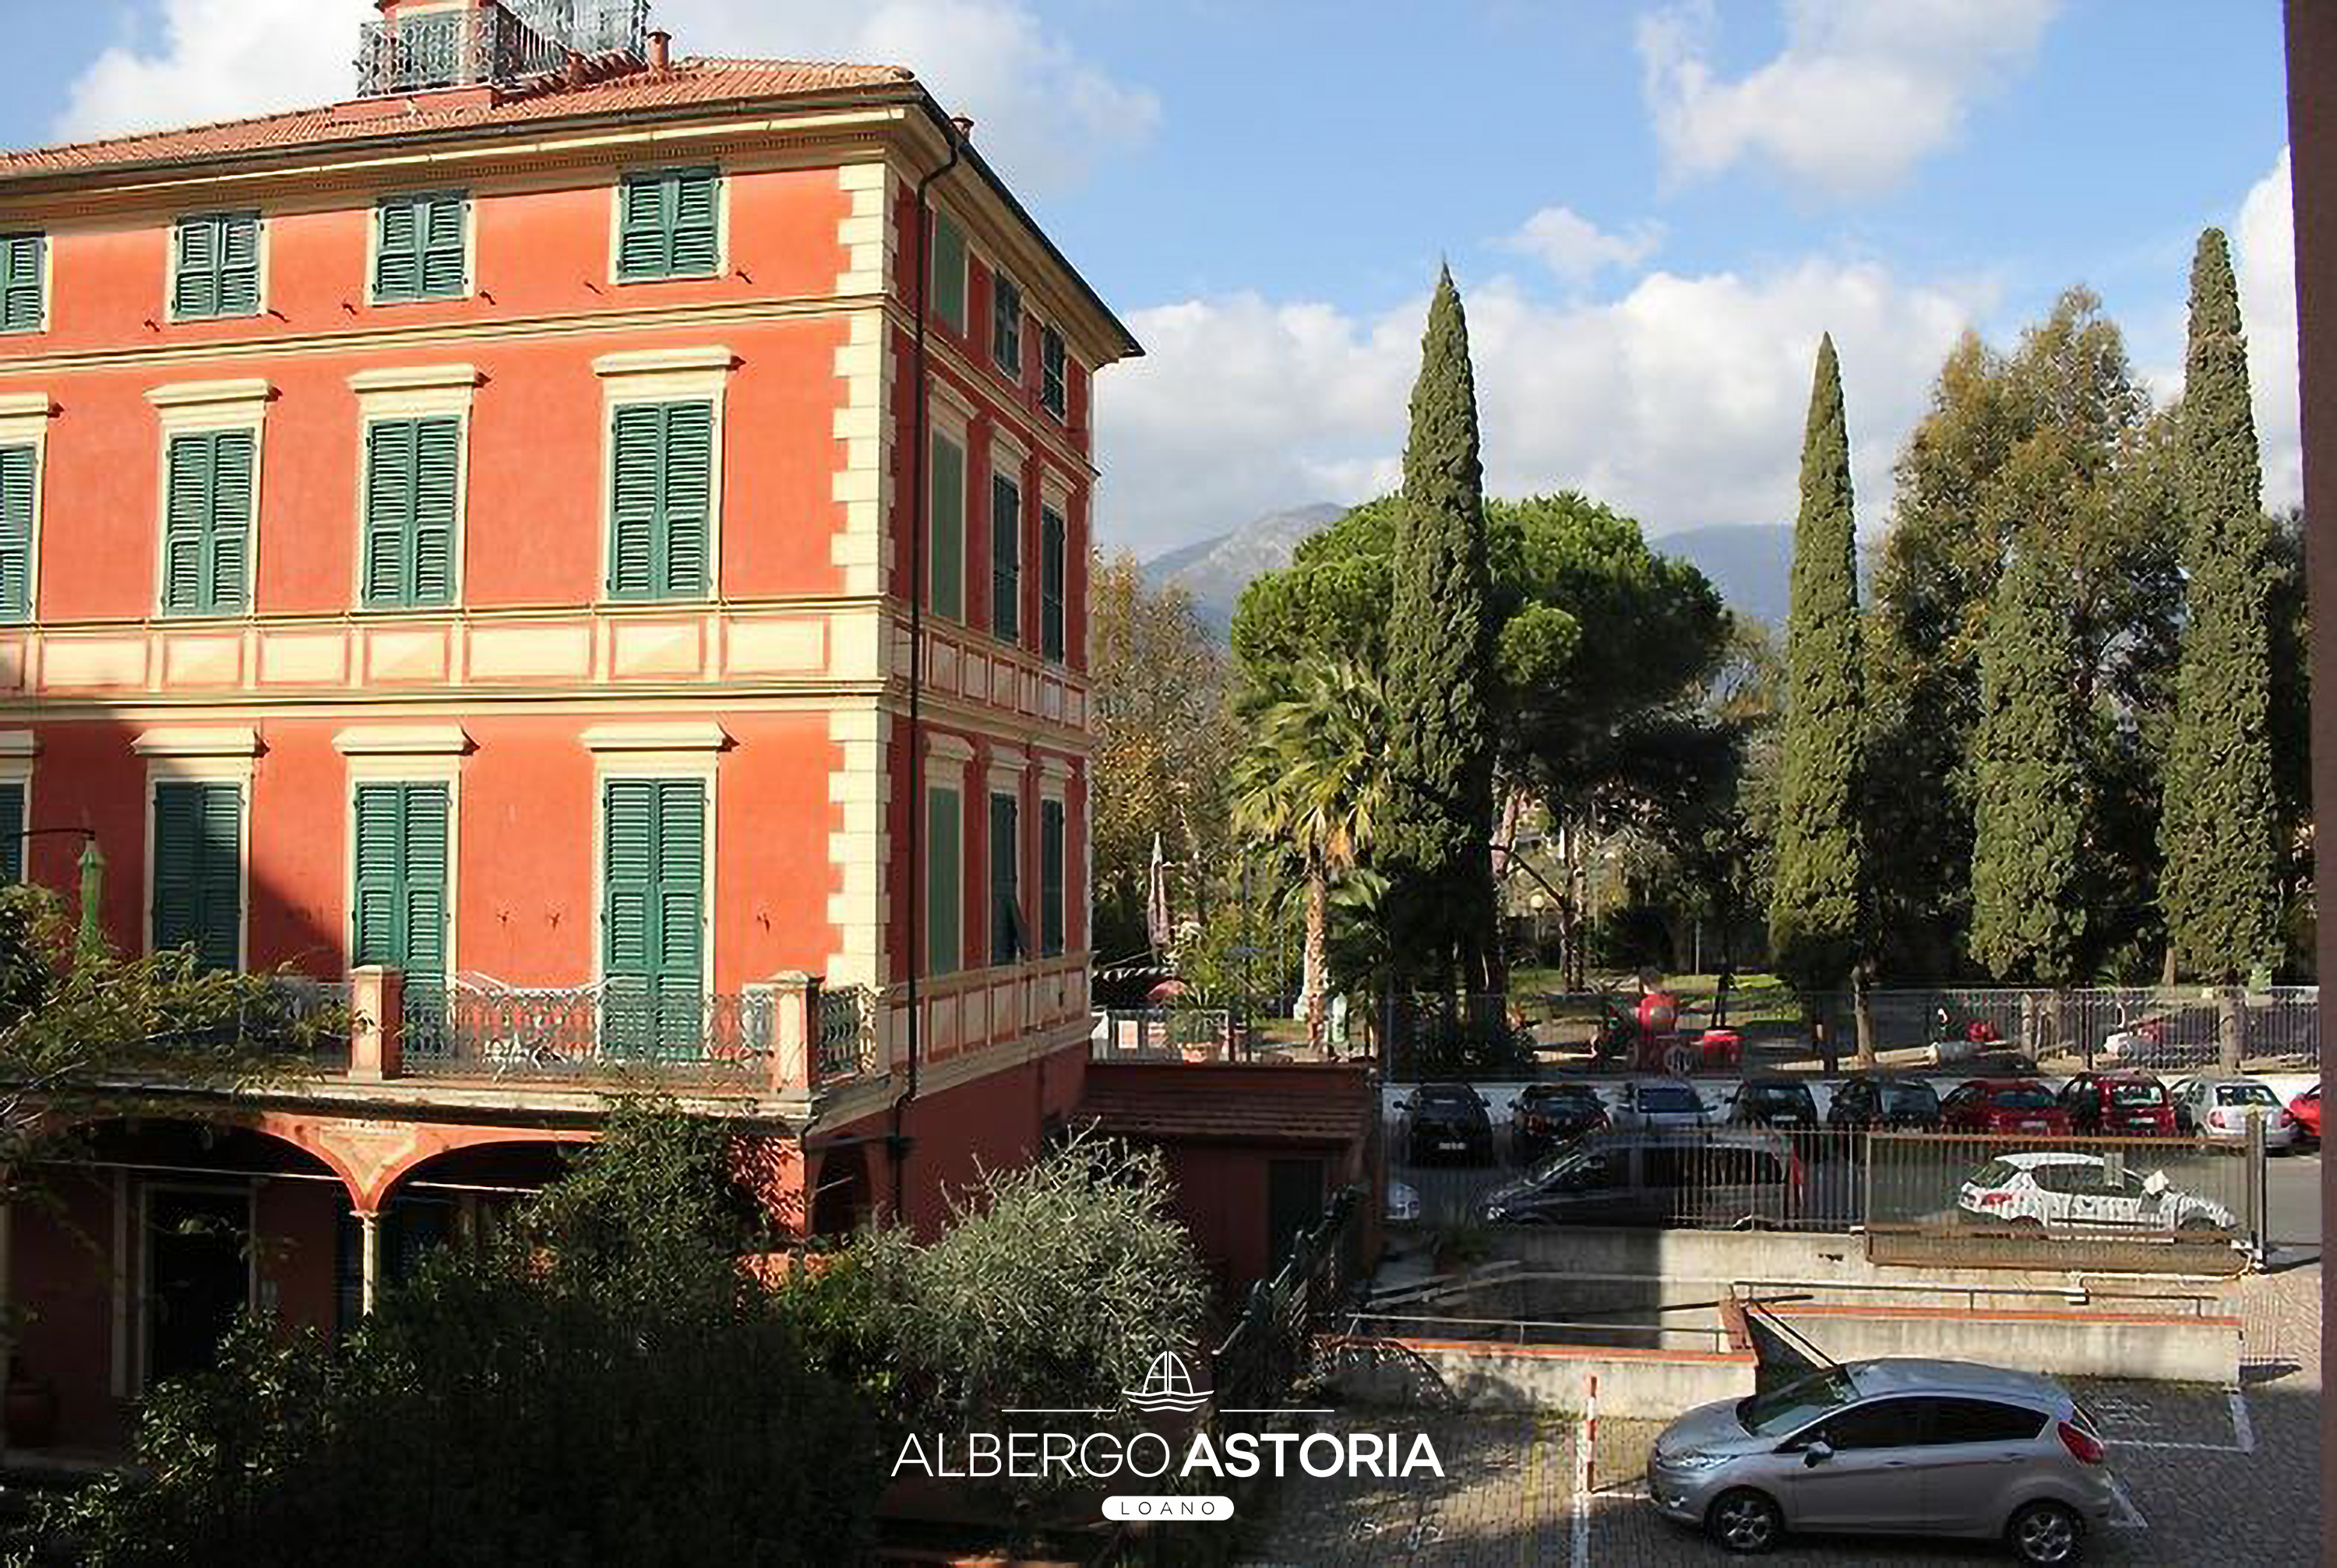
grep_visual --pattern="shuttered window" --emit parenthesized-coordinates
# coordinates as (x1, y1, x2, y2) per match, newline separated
(989, 790, 1023, 965)
(0, 444, 33, 622)
(930, 431, 964, 622)
(990, 472, 1020, 642)
(0, 782, 23, 883)
(617, 167, 720, 280)
(601, 778, 706, 1059)
(171, 213, 261, 319)
(152, 781, 241, 971)
(926, 784, 961, 977)
(351, 783, 449, 1002)
(608, 401, 714, 600)
(361, 418, 460, 608)
(930, 211, 968, 333)
(1040, 798, 1065, 958)
(373, 191, 468, 303)
(160, 429, 255, 615)
(1040, 505, 1066, 663)
(1041, 326, 1067, 419)
(992, 273, 1023, 377)
(0, 234, 43, 333)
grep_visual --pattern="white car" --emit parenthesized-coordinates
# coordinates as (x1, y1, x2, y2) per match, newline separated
(2170, 1076, 2300, 1150)
(1384, 1179, 1422, 1224)
(1958, 1150, 2237, 1234)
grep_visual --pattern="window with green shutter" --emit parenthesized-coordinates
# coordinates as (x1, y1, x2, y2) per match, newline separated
(990, 472, 1020, 642)
(373, 192, 468, 303)
(362, 418, 460, 608)
(153, 780, 241, 971)
(1040, 798, 1065, 958)
(608, 401, 714, 601)
(1041, 326, 1067, 419)
(351, 783, 449, 1000)
(930, 430, 964, 622)
(0, 781, 23, 883)
(1040, 505, 1066, 663)
(989, 790, 1023, 965)
(601, 778, 706, 1059)
(171, 213, 261, 319)
(992, 273, 1023, 377)
(0, 444, 33, 622)
(616, 167, 720, 281)
(926, 784, 961, 976)
(160, 428, 255, 615)
(0, 234, 43, 334)
(930, 210, 968, 333)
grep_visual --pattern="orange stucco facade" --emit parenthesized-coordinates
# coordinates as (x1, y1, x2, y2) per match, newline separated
(0, 16, 1133, 1450)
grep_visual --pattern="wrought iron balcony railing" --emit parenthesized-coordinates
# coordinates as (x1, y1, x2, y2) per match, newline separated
(355, 0, 649, 97)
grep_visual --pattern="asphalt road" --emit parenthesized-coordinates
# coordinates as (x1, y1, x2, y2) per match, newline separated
(2266, 1148, 2322, 1248)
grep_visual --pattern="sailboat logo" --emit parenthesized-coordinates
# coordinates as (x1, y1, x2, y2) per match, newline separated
(1123, 1348, 1210, 1415)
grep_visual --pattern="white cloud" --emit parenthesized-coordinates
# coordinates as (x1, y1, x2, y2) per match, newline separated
(2233, 146, 2301, 513)
(1500, 206, 1663, 285)
(1099, 257, 1990, 556)
(1637, 0, 2060, 196)
(53, 0, 1156, 193)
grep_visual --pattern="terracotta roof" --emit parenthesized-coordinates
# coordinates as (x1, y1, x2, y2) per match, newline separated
(0, 56, 918, 181)
(1080, 1073, 1370, 1147)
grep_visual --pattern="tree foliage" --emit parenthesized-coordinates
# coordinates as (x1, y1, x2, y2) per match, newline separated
(1380, 266, 1500, 987)
(1768, 334, 1867, 992)
(1969, 533, 2089, 981)
(2160, 228, 2282, 981)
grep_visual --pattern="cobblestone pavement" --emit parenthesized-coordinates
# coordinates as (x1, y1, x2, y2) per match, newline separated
(1242, 1263, 2322, 1566)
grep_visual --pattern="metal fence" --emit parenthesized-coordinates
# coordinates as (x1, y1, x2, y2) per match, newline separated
(1211, 1182, 1366, 1418)
(817, 985, 879, 1080)
(1393, 1126, 2258, 1245)
(400, 979, 773, 1081)
(1089, 1007, 1238, 1061)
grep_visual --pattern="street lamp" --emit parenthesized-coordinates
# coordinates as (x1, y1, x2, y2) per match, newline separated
(12, 828, 104, 957)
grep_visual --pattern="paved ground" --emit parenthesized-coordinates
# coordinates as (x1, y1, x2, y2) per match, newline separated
(1240, 1263, 2323, 1566)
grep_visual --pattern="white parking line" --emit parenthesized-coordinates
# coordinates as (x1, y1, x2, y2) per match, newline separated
(2227, 1387, 2254, 1453)
(1569, 1414, 1589, 1568)
(2107, 1474, 2148, 1531)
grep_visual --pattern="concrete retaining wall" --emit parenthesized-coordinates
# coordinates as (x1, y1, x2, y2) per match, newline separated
(1329, 1335, 1757, 1419)
(1757, 1302, 2242, 1385)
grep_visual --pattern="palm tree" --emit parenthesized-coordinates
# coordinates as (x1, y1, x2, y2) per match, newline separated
(1232, 662, 1392, 1050)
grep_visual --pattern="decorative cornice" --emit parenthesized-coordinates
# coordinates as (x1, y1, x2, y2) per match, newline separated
(592, 346, 737, 379)
(579, 721, 731, 752)
(132, 725, 260, 757)
(332, 724, 472, 756)
(145, 378, 274, 411)
(347, 364, 484, 395)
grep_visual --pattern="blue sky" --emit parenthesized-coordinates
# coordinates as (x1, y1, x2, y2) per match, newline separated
(0, 1, 2301, 556)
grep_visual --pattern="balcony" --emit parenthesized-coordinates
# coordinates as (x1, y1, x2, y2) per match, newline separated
(317, 967, 881, 1099)
(355, 0, 650, 97)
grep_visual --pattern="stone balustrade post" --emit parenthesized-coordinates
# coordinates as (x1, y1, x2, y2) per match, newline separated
(764, 971, 818, 1095)
(349, 966, 405, 1082)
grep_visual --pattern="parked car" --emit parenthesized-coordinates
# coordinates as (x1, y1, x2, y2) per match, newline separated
(1616, 1079, 1708, 1130)
(2289, 1084, 2321, 1146)
(1955, 1150, 2237, 1235)
(2170, 1076, 2298, 1150)
(1510, 1082, 1610, 1164)
(1646, 1357, 2115, 1564)
(2054, 1073, 2176, 1136)
(1940, 1079, 2072, 1136)
(1727, 1076, 1819, 1131)
(1825, 1073, 1943, 1132)
(1398, 1083, 1495, 1165)
(1480, 1129, 1800, 1229)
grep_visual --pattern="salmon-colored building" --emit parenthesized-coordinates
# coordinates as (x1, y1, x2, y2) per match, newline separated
(0, 0, 1133, 1448)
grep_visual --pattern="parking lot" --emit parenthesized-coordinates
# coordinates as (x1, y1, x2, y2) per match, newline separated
(1242, 1265, 2322, 1566)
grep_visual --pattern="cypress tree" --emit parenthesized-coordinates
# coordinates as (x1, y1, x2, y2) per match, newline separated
(1969, 532, 2088, 981)
(1768, 334, 1866, 997)
(2159, 228, 2280, 981)
(1383, 266, 1497, 988)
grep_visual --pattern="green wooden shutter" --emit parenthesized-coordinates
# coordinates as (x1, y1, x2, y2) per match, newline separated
(669, 169, 719, 277)
(411, 417, 459, 604)
(619, 169, 719, 281)
(991, 474, 1020, 640)
(153, 781, 239, 971)
(608, 402, 712, 600)
(206, 429, 253, 611)
(989, 791, 1020, 964)
(929, 432, 964, 622)
(217, 214, 260, 316)
(1041, 506, 1066, 662)
(992, 274, 1022, 375)
(0, 234, 41, 333)
(173, 215, 258, 319)
(661, 402, 713, 596)
(172, 217, 217, 319)
(926, 785, 961, 976)
(1041, 327, 1067, 418)
(375, 192, 467, 303)
(930, 212, 967, 333)
(374, 198, 421, 301)
(162, 434, 210, 611)
(1040, 798, 1065, 957)
(351, 784, 404, 967)
(352, 783, 449, 998)
(0, 782, 22, 883)
(362, 421, 415, 605)
(652, 780, 705, 1049)
(0, 444, 33, 621)
(618, 174, 669, 278)
(421, 193, 467, 298)
(601, 778, 704, 1059)
(608, 405, 661, 597)
(163, 430, 253, 615)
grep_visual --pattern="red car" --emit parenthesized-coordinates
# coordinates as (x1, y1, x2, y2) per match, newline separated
(2056, 1072, 2177, 1136)
(2289, 1084, 2322, 1145)
(1940, 1078, 2073, 1136)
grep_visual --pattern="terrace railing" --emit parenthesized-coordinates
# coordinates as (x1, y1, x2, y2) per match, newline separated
(354, 0, 647, 97)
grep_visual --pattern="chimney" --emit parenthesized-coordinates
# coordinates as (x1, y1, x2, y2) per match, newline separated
(950, 115, 975, 140)
(647, 30, 671, 71)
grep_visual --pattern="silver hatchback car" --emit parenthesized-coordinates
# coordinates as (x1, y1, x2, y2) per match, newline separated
(1647, 1358, 2116, 1563)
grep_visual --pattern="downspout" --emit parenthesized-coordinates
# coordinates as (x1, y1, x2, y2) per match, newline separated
(890, 116, 964, 1221)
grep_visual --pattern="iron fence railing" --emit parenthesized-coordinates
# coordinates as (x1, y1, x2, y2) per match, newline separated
(162, 975, 352, 1057)
(355, 0, 647, 96)
(1089, 1007, 1236, 1060)
(399, 979, 769, 1080)
(1393, 1125, 2258, 1243)
(1211, 1182, 1365, 1418)
(816, 985, 879, 1081)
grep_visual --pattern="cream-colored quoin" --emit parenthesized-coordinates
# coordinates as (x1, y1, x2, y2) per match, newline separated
(824, 705, 890, 992)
